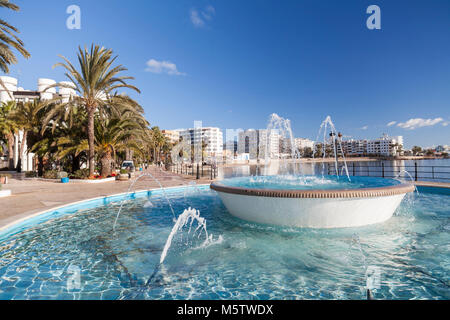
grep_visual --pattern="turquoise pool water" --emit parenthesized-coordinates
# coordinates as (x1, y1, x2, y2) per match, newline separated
(217, 175, 402, 190)
(0, 185, 448, 300)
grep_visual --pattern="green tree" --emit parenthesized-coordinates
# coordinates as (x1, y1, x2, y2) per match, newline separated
(11, 99, 53, 172)
(411, 146, 422, 156)
(51, 44, 140, 177)
(0, 100, 17, 168)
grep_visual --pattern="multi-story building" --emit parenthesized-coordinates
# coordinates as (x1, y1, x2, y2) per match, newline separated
(294, 138, 315, 150)
(177, 127, 223, 161)
(238, 129, 280, 160)
(258, 129, 279, 159)
(367, 135, 403, 157)
(341, 139, 368, 157)
(238, 129, 259, 159)
(161, 130, 180, 144)
(0, 76, 77, 171)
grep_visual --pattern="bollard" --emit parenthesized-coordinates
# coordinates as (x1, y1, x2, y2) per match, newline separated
(382, 163, 384, 178)
(196, 163, 200, 180)
(415, 162, 418, 181)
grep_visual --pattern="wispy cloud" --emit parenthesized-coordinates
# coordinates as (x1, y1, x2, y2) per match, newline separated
(396, 117, 443, 130)
(145, 59, 186, 76)
(359, 125, 368, 130)
(190, 5, 215, 28)
(387, 121, 396, 127)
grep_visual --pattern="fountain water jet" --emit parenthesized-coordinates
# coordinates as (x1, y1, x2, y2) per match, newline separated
(314, 116, 350, 181)
(263, 113, 301, 176)
(113, 172, 177, 231)
(143, 207, 221, 287)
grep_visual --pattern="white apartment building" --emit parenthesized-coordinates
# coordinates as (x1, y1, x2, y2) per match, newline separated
(294, 138, 315, 150)
(258, 129, 280, 159)
(238, 129, 259, 159)
(161, 130, 180, 144)
(341, 139, 368, 156)
(0, 76, 77, 171)
(367, 135, 403, 157)
(177, 127, 223, 161)
(238, 129, 280, 160)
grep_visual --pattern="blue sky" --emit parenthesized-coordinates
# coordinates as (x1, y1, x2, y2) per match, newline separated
(5, 0, 450, 148)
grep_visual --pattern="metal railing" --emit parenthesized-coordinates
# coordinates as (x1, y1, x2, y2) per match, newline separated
(169, 163, 218, 180)
(326, 162, 450, 182)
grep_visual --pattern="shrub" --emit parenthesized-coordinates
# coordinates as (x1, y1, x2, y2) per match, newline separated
(120, 169, 128, 174)
(43, 170, 58, 179)
(25, 171, 37, 178)
(71, 168, 89, 179)
(57, 171, 68, 179)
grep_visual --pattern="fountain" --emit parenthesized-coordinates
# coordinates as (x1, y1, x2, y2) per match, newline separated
(211, 115, 415, 228)
(263, 113, 300, 175)
(313, 115, 350, 180)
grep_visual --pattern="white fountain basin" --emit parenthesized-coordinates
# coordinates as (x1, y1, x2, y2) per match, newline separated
(211, 179, 415, 228)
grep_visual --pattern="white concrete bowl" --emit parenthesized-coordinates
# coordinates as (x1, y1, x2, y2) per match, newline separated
(211, 179, 415, 228)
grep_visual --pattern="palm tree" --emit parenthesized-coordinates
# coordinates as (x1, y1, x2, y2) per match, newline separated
(11, 99, 53, 172)
(50, 44, 140, 176)
(95, 117, 145, 176)
(0, 100, 17, 168)
(0, 0, 30, 73)
(150, 126, 166, 164)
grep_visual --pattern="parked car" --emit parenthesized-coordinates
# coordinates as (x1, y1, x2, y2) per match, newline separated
(121, 161, 135, 172)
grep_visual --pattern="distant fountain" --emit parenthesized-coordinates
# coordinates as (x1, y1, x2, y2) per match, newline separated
(263, 113, 301, 175)
(313, 116, 350, 181)
(113, 173, 176, 231)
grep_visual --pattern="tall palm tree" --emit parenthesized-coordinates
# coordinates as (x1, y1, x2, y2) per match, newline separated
(50, 44, 140, 176)
(0, 100, 17, 168)
(0, 0, 30, 73)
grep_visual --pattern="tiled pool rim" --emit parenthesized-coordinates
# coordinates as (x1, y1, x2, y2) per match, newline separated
(0, 181, 448, 241)
(210, 181, 415, 198)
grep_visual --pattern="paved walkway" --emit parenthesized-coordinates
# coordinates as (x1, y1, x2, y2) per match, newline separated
(0, 166, 212, 228)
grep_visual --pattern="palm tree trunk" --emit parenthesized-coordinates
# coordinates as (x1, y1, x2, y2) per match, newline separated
(72, 154, 81, 173)
(100, 151, 112, 177)
(37, 155, 44, 177)
(7, 133, 14, 169)
(17, 131, 27, 173)
(87, 108, 95, 177)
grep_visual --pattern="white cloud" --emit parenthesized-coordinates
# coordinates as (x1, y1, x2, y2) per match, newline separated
(190, 9, 204, 27)
(359, 125, 368, 130)
(202, 5, 215, 20)
(190, 5, 215, 27)
(145, 59, 186, 76)
(396, 117, 443, 130)
(387, 121, 396, 127)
